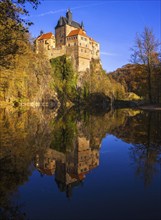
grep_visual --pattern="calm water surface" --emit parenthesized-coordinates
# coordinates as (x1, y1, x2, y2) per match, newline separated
(0, 108, 161, 220)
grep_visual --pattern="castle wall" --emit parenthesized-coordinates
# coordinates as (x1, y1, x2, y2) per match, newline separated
(66, 36, 79, 69)
(50, 46, 66, 59)
(36, 36, 55, 58)
(66, 46, 78, 69)
(91, 41, 100, 59)
(65, 25, 77, 37)
(77, 35, 92, 71)
(66, 34, 91, 71)
(55, 25, 77, 48)
(55, 26, 66, 47)
(78, 34, 89, 48)
(77, 57, 90, 72)
(77, 136, 99, 174)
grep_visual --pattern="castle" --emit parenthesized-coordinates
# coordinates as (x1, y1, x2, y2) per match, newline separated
(35, 9, 100, 71)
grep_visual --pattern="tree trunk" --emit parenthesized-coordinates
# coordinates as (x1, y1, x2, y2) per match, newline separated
(147, 63, 152, 104)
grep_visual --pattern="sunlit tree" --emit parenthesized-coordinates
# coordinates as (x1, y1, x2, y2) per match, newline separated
(0, 0, 40, 67)
(131, 27, 160, 103)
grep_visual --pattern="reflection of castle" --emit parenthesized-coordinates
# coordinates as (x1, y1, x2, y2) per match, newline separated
(35, 136, 99, 197)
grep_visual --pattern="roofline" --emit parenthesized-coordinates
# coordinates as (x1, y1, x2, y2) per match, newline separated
(37, 32, 54, 40)
(67, 31, 99, 44)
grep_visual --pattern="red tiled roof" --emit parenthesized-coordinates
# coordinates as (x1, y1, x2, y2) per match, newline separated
(67, 29, 87, 37)
(38, 32, 53, 40)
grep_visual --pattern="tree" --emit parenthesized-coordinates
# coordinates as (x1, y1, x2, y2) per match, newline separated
(131, 27, 160, 103)
(0, 0, 40, 67)
(50, 55, 78, 106)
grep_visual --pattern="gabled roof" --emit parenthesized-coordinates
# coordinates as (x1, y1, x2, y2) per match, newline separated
(38, 32, 53, 40)
(55, 16, 82, 29)
(67, 29, 87, 37)
(71, 20, 81, 29)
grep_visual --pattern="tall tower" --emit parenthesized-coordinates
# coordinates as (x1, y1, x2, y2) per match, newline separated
(66, 9, 72, 24)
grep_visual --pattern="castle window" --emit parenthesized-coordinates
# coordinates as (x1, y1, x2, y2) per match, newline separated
(81, 37, 83, 40)
(74, 43, 77, 46)
(68, 44, 70, 47)
(86, 45, 88, 47)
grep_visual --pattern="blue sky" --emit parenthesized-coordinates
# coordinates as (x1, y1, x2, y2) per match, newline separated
(26, 0, 161, 72)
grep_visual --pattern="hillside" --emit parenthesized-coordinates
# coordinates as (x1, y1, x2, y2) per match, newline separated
(109, 63, 161, 104)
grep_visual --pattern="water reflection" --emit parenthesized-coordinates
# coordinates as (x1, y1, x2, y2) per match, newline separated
(110, 110, 161, 186)
(35, 135, 99, 197)
(0, 107, 161, 219)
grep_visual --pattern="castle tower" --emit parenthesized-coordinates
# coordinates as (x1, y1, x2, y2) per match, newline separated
(55, 8, 82, 47)
(66, 9, 72, 24)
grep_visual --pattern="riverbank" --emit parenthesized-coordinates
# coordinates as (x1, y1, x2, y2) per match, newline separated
(138, 105, 161, 111)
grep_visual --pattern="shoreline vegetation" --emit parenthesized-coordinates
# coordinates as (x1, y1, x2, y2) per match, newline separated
(0, 1, 160, 111)
(1, 53, 160, 111)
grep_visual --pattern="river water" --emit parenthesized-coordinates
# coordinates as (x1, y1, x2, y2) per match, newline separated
(0, 107, 161, 220)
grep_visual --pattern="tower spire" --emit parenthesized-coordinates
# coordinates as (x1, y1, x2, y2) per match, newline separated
(81, 21, 84, 30)
(66, 8, 72, 24)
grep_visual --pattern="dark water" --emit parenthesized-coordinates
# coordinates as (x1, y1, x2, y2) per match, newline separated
(0, 107, 161, 220)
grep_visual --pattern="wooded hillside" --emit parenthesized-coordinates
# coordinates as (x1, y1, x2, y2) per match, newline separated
(109, 63, 161, 104)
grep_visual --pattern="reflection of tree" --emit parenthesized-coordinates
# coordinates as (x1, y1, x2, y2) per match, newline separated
(1, 105, 160, 208)
(0, 156, 28, 219)
(50, 112, 77, 153)
(0, 107, 57, 218)
(130, 144, 160, 186)
(112, 111, 161, 186)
